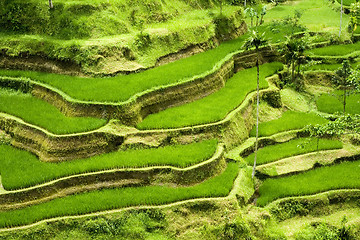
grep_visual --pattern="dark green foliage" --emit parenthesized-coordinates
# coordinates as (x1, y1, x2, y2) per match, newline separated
(331, 60, 360, 114)
(214, 9, 244, 39)
(220, 218, 252, 240)
(305, 114, 360, 139)
(295, 221, 352, 240)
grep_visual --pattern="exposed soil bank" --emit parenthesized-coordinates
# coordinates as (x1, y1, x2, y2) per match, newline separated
(0, 115, 124, 162)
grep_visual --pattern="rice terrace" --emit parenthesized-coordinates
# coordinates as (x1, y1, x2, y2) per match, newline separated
(1, 0, 360, 239)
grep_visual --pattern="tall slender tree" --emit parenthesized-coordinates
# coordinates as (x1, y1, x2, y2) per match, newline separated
(332, 60, 359, 114)
(219, 0, 223, 15)
(339, 0, 343, 37)
(243, 30, 267, 179)
(49, 0, 53, 8)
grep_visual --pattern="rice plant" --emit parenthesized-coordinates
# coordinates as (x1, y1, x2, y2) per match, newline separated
(0, 88, 107, 134)
(249, 111, 328, 137)
(0, 34, 251, 103)
(0, 162, 239, 228)
(316, 91, 360, 114)
(305, 42, 360, 57)
(258, 159, 360, 206)
(137, 62, 283, 129)
(245, 138, 343, 165)
(0, 139, 218, 190)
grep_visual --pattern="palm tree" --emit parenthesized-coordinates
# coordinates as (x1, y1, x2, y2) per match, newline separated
(243, 30, 267, 179)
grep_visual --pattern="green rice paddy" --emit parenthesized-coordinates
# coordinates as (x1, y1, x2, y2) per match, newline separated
(305, 42, 360, 57)
(137, 62, 283, 129)
(0, 88, 107, 134)
(245, 138, 343, 165)
(250, 111, 328, 137)
(0, 162, 239, 228)
(258, 159, 360, 206)
(0, 34, 251, 103)
(316, 90, 360, 114)
(0, 139, 217, 190)
(265, 0, 350, 33)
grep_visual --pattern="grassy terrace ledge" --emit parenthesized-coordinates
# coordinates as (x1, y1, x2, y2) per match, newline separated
(0, 139, 217, 190)
(0, 162, 239, 228)
(137, 62, 283, 129)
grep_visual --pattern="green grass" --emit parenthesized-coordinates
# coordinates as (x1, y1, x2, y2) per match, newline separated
(0, 34, 250, 103)
(265, 0, 350, 33)
(316, 90, 360, 114)
(305, 62, 360, 71)
(0, 88, 107, 134)
(0, 139, 217, 190)
(137, 62, 283, 129)
(258, 159, 360, 206)
(0, 162, 239, 228)
(250, 111, 328, 137)
(305, 42, 360, 56)
(245, 138, 343, 166)
(336, 0, 357, 6)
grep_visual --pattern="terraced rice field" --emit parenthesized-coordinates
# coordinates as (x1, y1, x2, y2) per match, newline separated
(0, 0, 360, 236)
(258, 159, 360, 206)
(249, 111, 328, 137)
(0, 162, 239, 228)
(0, 34, 250, 103)
(305, 42, 360, 57)
(0, 88, 107, 134)
(245, 138, 343, 165)
(137, 62, 283, 129)
(0, 140, 217, 190)
(316, 90, 360, 114)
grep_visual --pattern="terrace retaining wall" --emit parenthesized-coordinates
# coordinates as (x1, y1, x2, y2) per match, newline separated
(0, 145, 226, 210)
(0, 115, 124, 162)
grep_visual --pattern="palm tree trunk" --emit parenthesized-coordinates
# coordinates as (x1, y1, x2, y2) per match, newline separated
(339, 0, 343, 37)
(317, 138, 319, 151)
(292, 60, 295, 83)
(220, 0, 223, 15)
(49, 0, 53, 8)
(252, 46, 260, 179)
(343, 88, 347, 114)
